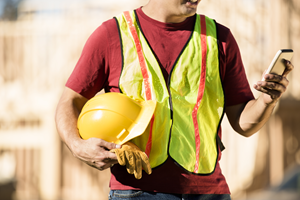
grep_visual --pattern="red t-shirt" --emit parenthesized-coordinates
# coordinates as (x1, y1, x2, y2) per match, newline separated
(66, 8, 254, 194)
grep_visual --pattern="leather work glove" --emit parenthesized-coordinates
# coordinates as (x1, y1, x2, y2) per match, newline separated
(110, 142, 152, 179)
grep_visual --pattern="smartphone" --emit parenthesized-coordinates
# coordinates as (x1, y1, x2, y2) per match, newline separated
(262, 49, 294, 81)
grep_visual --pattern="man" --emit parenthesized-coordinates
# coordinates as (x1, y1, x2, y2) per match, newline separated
(55, 0, 294, 199)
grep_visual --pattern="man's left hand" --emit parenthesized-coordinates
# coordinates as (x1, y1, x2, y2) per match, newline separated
(110, 142, 152, 179)
(254, 60, 294, 104)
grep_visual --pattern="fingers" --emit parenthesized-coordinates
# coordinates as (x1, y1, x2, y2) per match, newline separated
(134, 154, 142, 179)
(254, 83, 283, 101)
(255, 64, 292, 102)
(90, 149, 119, 170)
(89, 159, 116, 171)
(140, 152, 152, 175)
(75, 138, 120, 171)
(124, 150, 135, 175)
(256, 77, 287, 93)
(111, 142, 152, 179)
(263, 73, 288, 85)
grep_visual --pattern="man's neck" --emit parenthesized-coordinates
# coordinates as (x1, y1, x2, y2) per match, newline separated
(141, 4, 188, 24)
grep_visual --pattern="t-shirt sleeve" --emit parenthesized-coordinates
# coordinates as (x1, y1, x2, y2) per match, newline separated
(220, 27, 255, 106)
(65, 21, 112, 99)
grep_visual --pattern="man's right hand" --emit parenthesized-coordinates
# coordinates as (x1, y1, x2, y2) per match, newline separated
(71, 137, 121, 171)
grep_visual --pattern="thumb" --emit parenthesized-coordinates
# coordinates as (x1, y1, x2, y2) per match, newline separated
(99, 139, 121, 150)
(112, 149, 126, 166)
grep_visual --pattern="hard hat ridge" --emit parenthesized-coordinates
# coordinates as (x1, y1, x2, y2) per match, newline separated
(77, 92, 156, 145)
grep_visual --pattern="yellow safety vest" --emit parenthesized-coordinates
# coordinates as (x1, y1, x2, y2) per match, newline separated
(115, 10, 225, 174)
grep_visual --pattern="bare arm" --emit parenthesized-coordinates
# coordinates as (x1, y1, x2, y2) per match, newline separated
(226, 60, 294, 137)
(55, 87, 119, 170)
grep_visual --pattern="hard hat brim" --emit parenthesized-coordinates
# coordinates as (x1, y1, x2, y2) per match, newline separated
(119, 100, 156, 145)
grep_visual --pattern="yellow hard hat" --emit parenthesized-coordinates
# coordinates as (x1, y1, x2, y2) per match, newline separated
(77, 92, 156, 145)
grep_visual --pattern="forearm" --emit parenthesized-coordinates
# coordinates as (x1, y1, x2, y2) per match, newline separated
(238, 96, 277, 137)
(55, 100, 81, 151)
(55, 88, 88, 153)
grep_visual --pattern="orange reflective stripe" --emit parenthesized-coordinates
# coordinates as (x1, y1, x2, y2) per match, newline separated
(123, 11, 154, 156)
(123, 11, 152, 100)
(193, 15, 207, 173)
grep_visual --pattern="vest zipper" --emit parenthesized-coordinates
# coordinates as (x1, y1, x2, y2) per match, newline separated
(166, 21, 196, 153)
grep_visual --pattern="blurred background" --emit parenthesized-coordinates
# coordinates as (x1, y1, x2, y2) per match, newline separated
(0, 0, 299, 199)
